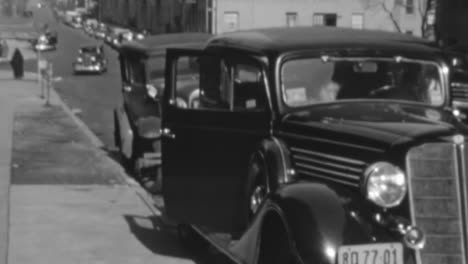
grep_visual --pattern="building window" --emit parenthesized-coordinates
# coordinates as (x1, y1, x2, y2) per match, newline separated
(351, 13, 364, 29)
(223, 12, 239, 32)
(313, 13, 337, 26)
(286, 12, 298, 27)
(406, 0, 414, 14)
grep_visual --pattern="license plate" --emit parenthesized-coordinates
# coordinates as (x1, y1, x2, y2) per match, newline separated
(338, 243, 403, 264)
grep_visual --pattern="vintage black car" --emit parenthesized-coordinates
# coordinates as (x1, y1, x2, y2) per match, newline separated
(160, 26, 468, 264)
(32, 31, 58, 52)
(72, 45, 107, 74)
(114, 33, 211, 192)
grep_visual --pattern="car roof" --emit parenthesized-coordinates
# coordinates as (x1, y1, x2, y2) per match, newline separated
(207, 26, 440, 56)
(119, 33, 212, 56)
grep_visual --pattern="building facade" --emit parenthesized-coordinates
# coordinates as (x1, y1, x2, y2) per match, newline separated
(98, 0, 428, 36)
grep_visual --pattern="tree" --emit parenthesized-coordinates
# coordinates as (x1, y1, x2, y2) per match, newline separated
(362, 0, 436, 38)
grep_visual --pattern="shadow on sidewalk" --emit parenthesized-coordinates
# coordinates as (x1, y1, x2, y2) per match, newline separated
(123, 214, 220, 264)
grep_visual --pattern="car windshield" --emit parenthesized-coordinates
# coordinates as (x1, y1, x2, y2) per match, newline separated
(80, 47, 99, 54)
(281, 57, 444, 107)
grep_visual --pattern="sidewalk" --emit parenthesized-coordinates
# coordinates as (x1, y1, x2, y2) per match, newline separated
(0, 71, 188, 264)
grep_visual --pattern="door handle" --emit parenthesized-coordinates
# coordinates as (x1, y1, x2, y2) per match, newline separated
(123, 85, 132, 92)
(161, 128, 176, 139)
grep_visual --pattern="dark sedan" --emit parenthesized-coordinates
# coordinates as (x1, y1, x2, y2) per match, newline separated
(160, 26, 468, 264)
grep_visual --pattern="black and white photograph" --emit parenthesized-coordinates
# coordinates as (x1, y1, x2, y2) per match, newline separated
(0, 0, 467, 264)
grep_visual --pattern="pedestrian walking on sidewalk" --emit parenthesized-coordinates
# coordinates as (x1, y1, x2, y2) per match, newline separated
(10, 48, 24, 79)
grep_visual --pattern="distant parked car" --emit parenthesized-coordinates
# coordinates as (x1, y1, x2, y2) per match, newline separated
(114, 33, 211, 192)
(72, 45, 107, 74)
(32, 31, 58, 52)
(108, 30, 133, 50)
(94, 23, 110, 39)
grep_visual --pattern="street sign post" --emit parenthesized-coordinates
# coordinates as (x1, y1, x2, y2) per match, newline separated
(38, 56, 48, 99)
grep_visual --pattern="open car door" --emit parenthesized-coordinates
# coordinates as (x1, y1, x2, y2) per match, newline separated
(162, 47, 272, 234)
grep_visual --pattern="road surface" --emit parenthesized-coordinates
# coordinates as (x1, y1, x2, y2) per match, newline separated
(34, 5, 121, 149)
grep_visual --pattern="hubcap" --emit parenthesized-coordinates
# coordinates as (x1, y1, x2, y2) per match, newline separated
(250, 185, 265, 214)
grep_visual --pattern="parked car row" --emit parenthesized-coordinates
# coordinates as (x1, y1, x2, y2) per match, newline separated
(65, 17, 147, 51)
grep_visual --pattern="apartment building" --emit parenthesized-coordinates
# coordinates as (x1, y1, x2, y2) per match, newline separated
(99, 0, 427, 36)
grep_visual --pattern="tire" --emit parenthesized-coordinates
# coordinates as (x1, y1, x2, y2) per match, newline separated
(257, 214, 294, 264)
(138, 165, 162, 194)
(247, 152, 268, 220)
(177, 224, 197, 249)
(113, 110, 133, 171)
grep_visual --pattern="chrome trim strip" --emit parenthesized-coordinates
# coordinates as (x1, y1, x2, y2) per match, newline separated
(456, 142, 468, 264)
(272, 137, 289, 184)
(453, 101, 468, 108)
(293, 155, 363, 174)
(295, 162, 360, 181)
(452, 82, 468, 88)
(283, 133, 384, 153)
(296, 169, 359, 187)
(291, 147, 366, 166)
(405, 148, 422, 264)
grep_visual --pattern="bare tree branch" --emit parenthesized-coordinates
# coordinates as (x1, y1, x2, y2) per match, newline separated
(381, 0, 402, 32)
(363, 0, 434, 37)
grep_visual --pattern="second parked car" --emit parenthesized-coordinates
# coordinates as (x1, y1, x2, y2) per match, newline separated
(114, 33, 212, 192)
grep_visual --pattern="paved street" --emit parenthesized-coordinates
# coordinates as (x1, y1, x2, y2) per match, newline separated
(0, 2, 223, 264)
(33, 5, 121, 149)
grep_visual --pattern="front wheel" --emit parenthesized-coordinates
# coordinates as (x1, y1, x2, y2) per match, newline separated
(247, 153, 268, 219)
(257, 215, 295, 264)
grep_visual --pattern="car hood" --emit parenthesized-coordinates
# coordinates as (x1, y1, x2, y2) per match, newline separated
(280, 102, 461, 152)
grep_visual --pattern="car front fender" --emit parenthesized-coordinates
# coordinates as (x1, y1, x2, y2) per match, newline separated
(274, 182, 389, 264)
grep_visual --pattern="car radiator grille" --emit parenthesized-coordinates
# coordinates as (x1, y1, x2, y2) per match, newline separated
(407, 142, 466, 264)
(290, 147, 366, 187)
(452, 82, 468, 108)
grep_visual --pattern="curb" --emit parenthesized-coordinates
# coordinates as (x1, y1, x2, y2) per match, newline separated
(47, 79, 162, 217)
(0, 102, 14, 264)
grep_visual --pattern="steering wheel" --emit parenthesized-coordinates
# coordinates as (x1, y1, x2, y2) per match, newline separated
(368, 85, 394, 98)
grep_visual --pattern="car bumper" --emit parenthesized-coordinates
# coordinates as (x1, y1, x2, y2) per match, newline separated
(73, 63, 103, 72)
(34, 44, 55, 51)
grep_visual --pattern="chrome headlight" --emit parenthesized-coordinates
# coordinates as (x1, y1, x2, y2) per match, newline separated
(146, 84, 157, 99)
(77, 57, 83, 63)
(364, 162, 407, 208)
(175, 97, 188, 108)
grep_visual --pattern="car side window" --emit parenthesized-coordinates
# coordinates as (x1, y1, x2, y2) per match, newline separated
(173, 56, 202, 109)
(172, 55, 267, 111)
(232, 62, 267, 111)
(198, 57, 267, 111)
(127, 58, 145, 86)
